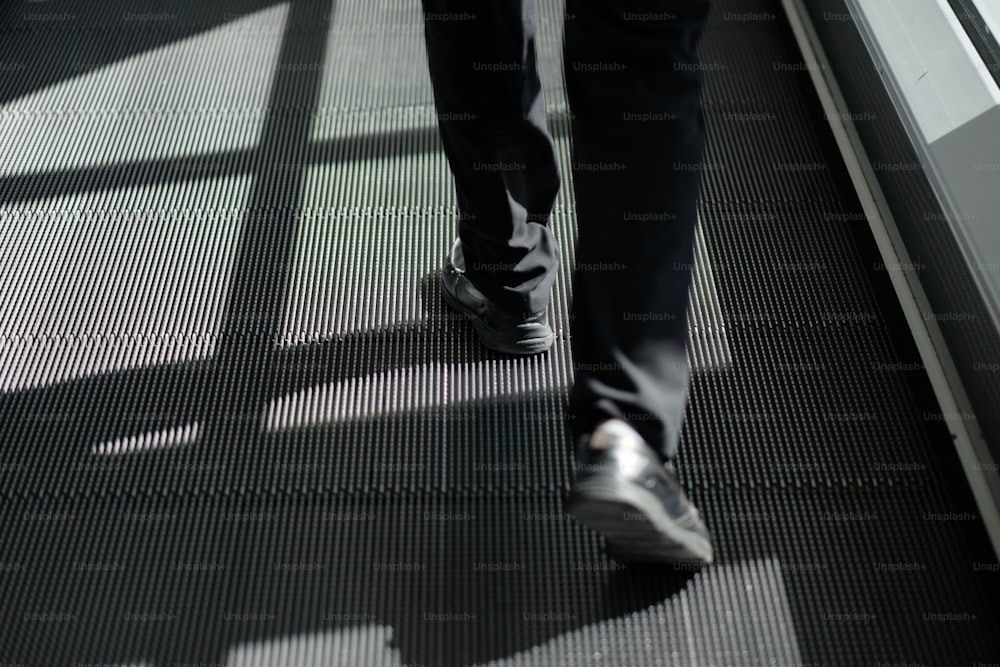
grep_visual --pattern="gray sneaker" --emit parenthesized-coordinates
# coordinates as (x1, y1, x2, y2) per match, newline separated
(441, 239, 554, 355)
(568, 419, 714, 564)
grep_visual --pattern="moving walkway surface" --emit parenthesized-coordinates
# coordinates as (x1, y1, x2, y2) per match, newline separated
(1, 0, 998, 664)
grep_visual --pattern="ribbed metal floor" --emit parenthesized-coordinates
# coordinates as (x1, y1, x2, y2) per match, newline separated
(2, 0, 999, 665)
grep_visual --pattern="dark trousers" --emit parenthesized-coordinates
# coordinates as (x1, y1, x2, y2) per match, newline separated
(422, 0, 712, 460)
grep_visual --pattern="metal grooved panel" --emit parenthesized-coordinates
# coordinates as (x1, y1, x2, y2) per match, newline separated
(1, 0, 998, 665)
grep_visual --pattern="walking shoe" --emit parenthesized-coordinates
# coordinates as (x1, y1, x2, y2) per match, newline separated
(441, 239, 554, 355)
(567, 418, 714, 564)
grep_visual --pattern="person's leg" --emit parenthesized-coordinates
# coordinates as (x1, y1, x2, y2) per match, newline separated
(421, 0, 560, 319)
(563, 0, 714, 563)
(564, 0, 711, 461)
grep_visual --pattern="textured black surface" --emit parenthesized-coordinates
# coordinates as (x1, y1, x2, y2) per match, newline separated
(1, 0, 999, 665)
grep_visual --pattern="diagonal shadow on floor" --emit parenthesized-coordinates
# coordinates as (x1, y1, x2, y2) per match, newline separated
(0, 2, 715, 665)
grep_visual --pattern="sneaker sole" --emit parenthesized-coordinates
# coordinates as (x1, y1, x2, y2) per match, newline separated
(441, 276, 554, 355)
(568, 475, 714, 565)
